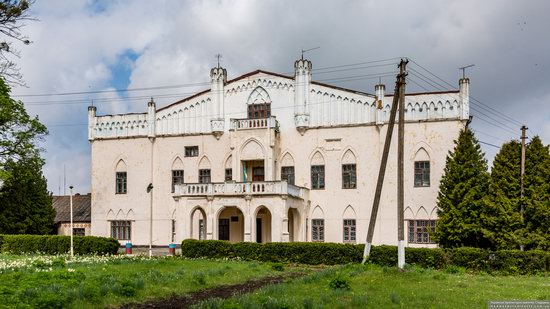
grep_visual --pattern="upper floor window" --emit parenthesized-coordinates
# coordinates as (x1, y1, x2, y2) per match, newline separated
(311, 165, 325, 190)
(343, 219, 356, 243)
(408, 220, 436, 244)
(281, 166, 295, 185)
(116, 172, 127, 194)
(414, 161, 430, 187)
(172, 170, 184, 193)
(312, 219, 325, 242)
(199, 169, 211, 183)
(185, 146, 199, 157)
(247, 103, 271, 119)
(111, 220, 131, 240)
(342, 164, 357, 189)
(225, 168, 232, 181)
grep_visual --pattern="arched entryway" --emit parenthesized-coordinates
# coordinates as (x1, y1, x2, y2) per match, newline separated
(217, 207, 244, 242)
(288, 208, 300, 242)
(255, 206, 272, 243)
(190, 207, 206, 240)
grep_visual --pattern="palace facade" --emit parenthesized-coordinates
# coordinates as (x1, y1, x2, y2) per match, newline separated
(88, 58, 469, 247)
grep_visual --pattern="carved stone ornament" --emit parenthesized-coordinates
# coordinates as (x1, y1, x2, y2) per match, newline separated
(211, 119, 225, 139)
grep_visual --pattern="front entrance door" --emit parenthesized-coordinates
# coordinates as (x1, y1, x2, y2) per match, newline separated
(219, 219, 230, 240)
(243, 160, 265, 182)
(256, 218, 262, 243)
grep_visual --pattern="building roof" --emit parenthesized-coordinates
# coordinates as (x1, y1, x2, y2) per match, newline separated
(52, 194, 91, 223)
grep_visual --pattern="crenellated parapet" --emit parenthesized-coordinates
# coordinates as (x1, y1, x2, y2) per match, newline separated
(90, 112, 149, 140)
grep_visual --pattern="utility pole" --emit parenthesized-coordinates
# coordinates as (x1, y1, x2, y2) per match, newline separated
(397, 60, 408, 269)
(362, 59, 407, 264)
(520, 125, 528, 251)
(69, 185, 74, 259)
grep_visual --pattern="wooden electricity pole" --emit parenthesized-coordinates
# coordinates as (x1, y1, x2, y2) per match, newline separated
(397, 60, 408, 269)
(519, 125, 528, 251)
(362, 59, 408, 264)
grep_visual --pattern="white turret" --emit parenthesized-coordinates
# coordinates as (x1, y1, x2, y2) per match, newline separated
(459, 78, 470, 121)
(147, 98, 156, 138)
(375, 83, 385, 125)
(210, 66, 227, 139)
(88, 105, 97, 141)
(294, 58, 312, 135)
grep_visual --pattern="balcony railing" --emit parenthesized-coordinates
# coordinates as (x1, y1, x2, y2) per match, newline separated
(174, 181, 308, 200)
(230, 116, 278, 130)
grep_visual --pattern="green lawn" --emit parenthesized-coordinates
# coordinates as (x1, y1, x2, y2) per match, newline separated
(194, 263, 550, 309)
(0, 254, 283, 308)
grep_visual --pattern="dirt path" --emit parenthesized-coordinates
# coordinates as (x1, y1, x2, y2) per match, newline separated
(120, 273, 303, 309)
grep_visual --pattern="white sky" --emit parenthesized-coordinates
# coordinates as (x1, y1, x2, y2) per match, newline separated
(9, 0, 550, 194)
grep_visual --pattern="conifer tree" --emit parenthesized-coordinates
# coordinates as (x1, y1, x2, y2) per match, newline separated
(0, 155, 54, 234)
(523, 136, 550, 250)
(484, 140, 522, 249)
(435, 128, 491, 248)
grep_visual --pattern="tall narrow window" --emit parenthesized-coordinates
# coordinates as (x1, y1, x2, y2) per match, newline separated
(171, 219, 176, 243)
(172, 170, 184, 193)
(116, 172, 127, 194)
(311, 165, 325, 190)
(414, 161, 430, 187)
(342, 164, 357, 189)
(199, 219, 205, 240)
(199, 169, 211, 183)
(281, 166, 295, 185)
(343, 219, 356, 243)
(225, 168, 232, 181)
(111, 220, 131, 240)
(312, 219, 324, 242)
(408, 220, 436, 243)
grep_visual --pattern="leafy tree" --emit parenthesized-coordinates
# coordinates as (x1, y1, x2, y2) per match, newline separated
(0, 77, 47, 171)
(435, 128, 491, 248)
(0, 155, 54, 234)
(483, 140, 522, 249)
(522, 136, 550, 250)
(0, 0, 34, 86)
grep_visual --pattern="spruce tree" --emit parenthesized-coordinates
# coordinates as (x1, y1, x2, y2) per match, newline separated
(435, 128, 491, 248)
(523, 136, 550, 250)
(0, 156, 55, 234)
(484, 140, 522, 249)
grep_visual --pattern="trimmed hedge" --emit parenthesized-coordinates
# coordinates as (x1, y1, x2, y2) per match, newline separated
(1, 235, 119, 255)
(181, 240, 550, 274)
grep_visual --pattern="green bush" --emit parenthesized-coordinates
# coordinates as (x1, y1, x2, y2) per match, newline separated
(1, 235, 119, 255)
(180, 240, 549, 274)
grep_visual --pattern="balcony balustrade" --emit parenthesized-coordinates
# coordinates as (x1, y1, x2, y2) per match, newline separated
(174, 181, 308, 200)
(230, 116, 278, 130)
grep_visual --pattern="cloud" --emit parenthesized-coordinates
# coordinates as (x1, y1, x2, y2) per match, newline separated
(8, 0, 550, 193)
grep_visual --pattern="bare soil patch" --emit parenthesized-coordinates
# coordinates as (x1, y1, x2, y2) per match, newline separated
(120, 273, 303, 309)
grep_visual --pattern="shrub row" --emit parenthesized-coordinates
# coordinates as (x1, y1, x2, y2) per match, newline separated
(181, 240, 550, 275)
(0, 235, 119, 255)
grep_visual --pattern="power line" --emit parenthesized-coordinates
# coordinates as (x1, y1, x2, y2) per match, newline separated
(478, 140, 501, 149)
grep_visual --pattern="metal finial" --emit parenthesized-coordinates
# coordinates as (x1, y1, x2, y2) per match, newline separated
(458, 64, 475, 79)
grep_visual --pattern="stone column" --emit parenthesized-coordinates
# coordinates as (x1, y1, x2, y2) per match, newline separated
(244, 196, 252, 242)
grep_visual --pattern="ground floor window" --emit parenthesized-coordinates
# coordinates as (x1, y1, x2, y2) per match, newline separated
(408, 220, 436, 244)
(343, 219, 356, 243)
(311, 219, 324, 242)
(199, 219, 206, 240)
(72, 228, 85, 236)
(111, 220, 131, 240)
(171, 219, 176, 243)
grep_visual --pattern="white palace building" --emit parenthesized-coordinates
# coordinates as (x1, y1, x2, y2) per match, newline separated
(88, 58, 469, 247)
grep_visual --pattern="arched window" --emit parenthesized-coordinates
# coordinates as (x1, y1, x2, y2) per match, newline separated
(115, 160, 127, 194)
(247, 87, 271, 119)
(414, 148, 430, 187)
(310, 151, 325, 190)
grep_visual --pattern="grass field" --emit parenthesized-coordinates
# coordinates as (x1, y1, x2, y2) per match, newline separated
(1, 254, 548, 308)
(0, 254, 285, 308)
(194, 263, 550, 309)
